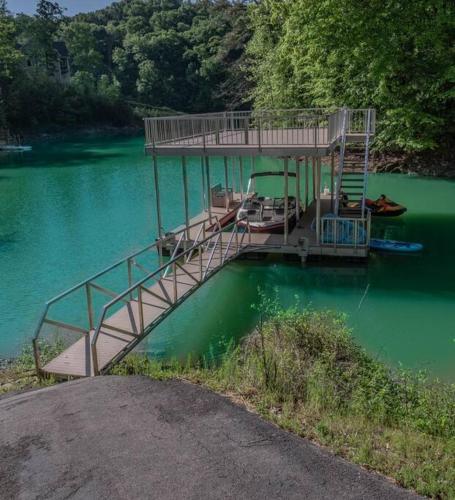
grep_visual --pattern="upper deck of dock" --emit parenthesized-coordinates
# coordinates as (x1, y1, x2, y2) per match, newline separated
(144, 108, 375, 157)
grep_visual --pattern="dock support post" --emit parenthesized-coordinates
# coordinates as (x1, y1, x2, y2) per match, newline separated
(224, 156, 229, 212)
(284, 157, 289, 245)
(200, 156, 206, 212)
(239, 156, 244, 200)
(205, 156, 212, 222)
(330, 150, 335, 212)
(181, 156, 190, 240)
(231, 157, 236, 195)
(316, 158, 321, 244)
(304, 156, 309, 211)
(295, 158, 301, 223)
(252, 156, 256, 192)
(152, 155, 162, 238)
(312, 157, 316, 203)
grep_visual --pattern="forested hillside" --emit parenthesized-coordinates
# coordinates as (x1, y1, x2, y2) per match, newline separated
(0, 0, 251, 132)
(0, 0, 453, 163)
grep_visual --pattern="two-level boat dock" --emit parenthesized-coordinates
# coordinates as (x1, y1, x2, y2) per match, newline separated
(33, 107, 375, 378)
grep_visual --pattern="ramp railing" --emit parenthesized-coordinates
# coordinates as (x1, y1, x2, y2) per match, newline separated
(32, 216, 218, 372)
(33, 217, 251, 376)
(90, 217, 251, 374)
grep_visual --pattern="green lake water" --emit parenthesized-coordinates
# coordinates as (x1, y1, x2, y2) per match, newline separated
(0, 134, 454, 379)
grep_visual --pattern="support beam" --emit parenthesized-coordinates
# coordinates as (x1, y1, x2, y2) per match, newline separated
(251, 156, 256, 192)
(330, 150, 335, 212)
(239, 156, 244, 200)
(284, 157, 289, 245)
(181, 156, 189, 240)
(152, 155, 162, 238)
(295, 158, 301, 222)
(205, 156, 212, 222)
(316, 158, 321, 244)
(200, 156, 206, 212)
(224, 156, 229, 213)
(231, 157, 236, 194)
(312, 157, 316, 202)
(304, 156, 309, 211)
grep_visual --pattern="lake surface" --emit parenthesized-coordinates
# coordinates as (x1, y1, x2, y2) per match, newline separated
(0, 134, 454, 379)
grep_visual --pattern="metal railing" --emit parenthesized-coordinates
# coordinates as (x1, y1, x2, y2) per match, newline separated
(144, 108, 378, 150)
(90, 216, 250, 374)
(32, 216, 216, 370)
(320, 212, 371, 248)
(327, 107, 376, 144)
(33, 217, 251, 375)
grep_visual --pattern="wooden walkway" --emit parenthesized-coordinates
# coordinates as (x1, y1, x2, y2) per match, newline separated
(38, 223, 253, 378)
(36, 198, 368, 379)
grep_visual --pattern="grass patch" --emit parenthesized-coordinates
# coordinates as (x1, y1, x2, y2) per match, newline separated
(0, 340, 62, 395)
(112, 303, 455, 499)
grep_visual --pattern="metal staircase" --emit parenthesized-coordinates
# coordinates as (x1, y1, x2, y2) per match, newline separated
(335, 109, 372, 218)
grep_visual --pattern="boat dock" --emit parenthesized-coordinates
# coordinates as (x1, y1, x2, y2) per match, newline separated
(33, 107, 375, 378)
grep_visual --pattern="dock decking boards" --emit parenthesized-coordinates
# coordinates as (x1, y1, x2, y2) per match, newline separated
(41, 234, 246, 378)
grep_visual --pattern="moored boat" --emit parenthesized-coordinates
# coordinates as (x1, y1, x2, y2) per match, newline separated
(365, 195, 407, 217)
(236, 171, 301, 233)
(0, 145, 32, 152)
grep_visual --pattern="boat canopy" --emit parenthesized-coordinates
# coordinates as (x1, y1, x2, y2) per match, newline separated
(250, 171, 297, 179)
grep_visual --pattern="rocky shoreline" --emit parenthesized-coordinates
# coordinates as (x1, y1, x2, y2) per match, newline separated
(371, 151, 455, 177)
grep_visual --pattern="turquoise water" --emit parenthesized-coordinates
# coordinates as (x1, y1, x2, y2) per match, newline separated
(0, 135, 454, 379)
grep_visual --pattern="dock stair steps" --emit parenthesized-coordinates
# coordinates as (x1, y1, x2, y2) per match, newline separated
(335, 109, 372, 218)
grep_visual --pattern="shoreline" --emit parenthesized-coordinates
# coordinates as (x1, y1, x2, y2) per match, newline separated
(21, 124, 143, 145)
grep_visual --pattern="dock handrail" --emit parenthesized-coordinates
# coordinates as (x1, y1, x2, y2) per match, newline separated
(320, 212, 371, 248)
(90, 216, 250, 374)
(145, 108, 374, 151)
(32, 215, 214, 363)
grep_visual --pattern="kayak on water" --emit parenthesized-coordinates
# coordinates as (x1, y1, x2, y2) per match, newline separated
(370, 238, 423, 253)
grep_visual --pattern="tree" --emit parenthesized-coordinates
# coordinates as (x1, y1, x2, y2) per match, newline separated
(247, 0, 455, 153)
(34, 0, 64, 66)
(62, 21, 103, 74)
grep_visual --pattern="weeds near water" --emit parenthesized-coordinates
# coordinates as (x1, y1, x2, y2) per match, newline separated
(0, 339, 62, 395)
(113, 296, 455, 499)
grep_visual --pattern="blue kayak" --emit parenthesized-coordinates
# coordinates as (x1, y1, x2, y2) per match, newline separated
(370, 238, 423, 253)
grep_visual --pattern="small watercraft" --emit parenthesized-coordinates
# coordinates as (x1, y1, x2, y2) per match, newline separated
(365, 195, 407, 217)
(236, 171, 301, 233)
(0, 145, 32, 152)
(370, 238, 423, 253)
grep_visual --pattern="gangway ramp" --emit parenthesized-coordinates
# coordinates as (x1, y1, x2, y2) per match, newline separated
(33, 218, 253, 378)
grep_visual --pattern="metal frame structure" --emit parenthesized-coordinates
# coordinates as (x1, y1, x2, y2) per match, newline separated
(34, 106, 375, 378)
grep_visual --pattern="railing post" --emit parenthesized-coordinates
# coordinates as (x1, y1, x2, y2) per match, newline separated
(244, 117, 249, 145)
(138, 286, 144, 334)
(219, 233, 223, 263)
(199, 246, 203, 281)
(86, 282, 94, 330)
(32, 338, 42, 379)
(91, 342, 99, 375)
(257, 114, 262, 151)
(172, 261, 178, 303)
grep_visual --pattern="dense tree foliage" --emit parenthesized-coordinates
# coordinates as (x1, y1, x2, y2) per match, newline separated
(0, 0, 251, 133)
(247, 0, 455, 153)
(0, 0, 453, 157)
